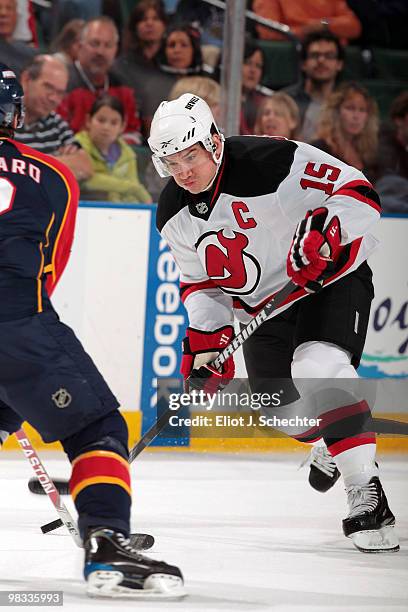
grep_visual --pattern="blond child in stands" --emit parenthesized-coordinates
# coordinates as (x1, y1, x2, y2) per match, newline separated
(75, 95, 152, 203)
(254, 92, 300, 139)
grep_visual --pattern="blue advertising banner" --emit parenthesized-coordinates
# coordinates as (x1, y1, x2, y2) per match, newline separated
(140, 211, 189, 446)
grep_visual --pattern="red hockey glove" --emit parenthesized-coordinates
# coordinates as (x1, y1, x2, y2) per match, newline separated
(181, 326, 235, 394)
(287, 207, 341, 292)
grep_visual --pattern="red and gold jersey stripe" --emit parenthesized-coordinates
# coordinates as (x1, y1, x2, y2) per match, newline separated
(70, 450, 131, 501)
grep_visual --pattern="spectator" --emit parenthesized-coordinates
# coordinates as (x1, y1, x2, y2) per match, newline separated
(377, 91, 408, 180)
(156, 23, 203, 76)
(57, 16, 142, 145)
(252, 0, 361, 45)
(240, 39, 273, 135)
(0, 0, 36, 76)
(284, 31, 344, 142)
(120, 0, 167, 69)
(254, 92, 300, 139)
(14, 54, 92, 182)
(311, 82, 379, 182)
(50, 18, 85, 66)
(140, 23, 206, 136)
(375, 91, 408, 213)
(113, 0, 167, 139)
(169, 75, 221, 122)
(74, 95, 152, 203)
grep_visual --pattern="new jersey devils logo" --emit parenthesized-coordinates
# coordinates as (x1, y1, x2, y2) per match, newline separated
(196, 229, 261, 295)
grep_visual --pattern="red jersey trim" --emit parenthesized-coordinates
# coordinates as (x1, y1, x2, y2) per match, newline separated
(12, 140, 80, 298)
(319, 400, 370, 429)
(180, 278, 219, 303)
(328, 432, 376, 456)
(210, 156, 226, 207)
(332, 180, 381, 213)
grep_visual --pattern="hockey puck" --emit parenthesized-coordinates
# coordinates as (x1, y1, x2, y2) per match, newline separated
(28, 477, 70, 495)
(41, 518, 63, 533)
(129, 533, 155, 550)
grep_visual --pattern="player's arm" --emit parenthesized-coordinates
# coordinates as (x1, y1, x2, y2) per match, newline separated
(41, 157, 80, 296)
(280, 144, 381, 291)
(286, 146, 380, 238)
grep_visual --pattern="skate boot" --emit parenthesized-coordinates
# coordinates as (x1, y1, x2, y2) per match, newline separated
(303, 445, 340, 492)
(343, 477, 399, 553)
(84, 528, 186, 599)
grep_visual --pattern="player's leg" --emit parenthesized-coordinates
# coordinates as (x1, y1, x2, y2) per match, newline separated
(292, 262, 399, 552)
(61, 409, 184, 597)
(242, 303, 337, 489)
(0, 310, 185, 597)
(242, 305, 299, 401)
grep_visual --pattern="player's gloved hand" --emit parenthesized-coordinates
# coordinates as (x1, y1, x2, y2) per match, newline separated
(181, 326, 235, 394)
(287, 207, 341, 293)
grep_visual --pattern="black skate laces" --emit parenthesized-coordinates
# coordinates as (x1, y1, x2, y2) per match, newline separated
(346, 481, 378, 517)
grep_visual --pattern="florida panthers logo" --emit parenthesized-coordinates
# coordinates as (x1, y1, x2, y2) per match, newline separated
(196, 229, 261, 295)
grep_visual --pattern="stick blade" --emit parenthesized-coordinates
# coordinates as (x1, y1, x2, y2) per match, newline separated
(41, 519, 63, 533)
(28, 477, 70, 495)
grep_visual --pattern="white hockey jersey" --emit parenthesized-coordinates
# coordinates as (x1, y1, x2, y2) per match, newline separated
(157, 136, 381, 332)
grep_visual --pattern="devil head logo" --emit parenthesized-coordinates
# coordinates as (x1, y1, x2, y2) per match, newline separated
(196, 229, 261, 295)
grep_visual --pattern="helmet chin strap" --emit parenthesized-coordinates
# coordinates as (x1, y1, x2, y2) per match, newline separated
(203, 136, 225, 191)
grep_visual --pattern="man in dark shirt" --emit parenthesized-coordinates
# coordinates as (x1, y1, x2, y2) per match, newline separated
(284, 31, 344, 142)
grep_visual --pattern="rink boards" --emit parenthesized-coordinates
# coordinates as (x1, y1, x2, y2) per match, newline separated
(2, 203, 408, 452)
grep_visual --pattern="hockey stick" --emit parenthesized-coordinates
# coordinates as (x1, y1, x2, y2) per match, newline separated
(130, 279, 298, 461)
(30, 280, 297, 510)
(29, 411, 408, 503)
(14, 427, 82, 547)
(18, 429, 154, 549)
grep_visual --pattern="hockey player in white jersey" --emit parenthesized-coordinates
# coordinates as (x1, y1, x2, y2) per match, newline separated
(148, 93, 399, 553)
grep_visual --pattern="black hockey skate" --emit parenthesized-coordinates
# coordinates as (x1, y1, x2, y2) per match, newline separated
(84, 528, 186, 598)
(343, 477, 399, 553)
(305, 445, 340, 492)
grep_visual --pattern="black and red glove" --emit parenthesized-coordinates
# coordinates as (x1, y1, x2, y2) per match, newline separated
(287, 207, 341, 292)
(181, 325, 235, 394)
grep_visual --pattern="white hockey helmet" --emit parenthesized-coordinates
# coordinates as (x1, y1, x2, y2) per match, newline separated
(148, 93, 224, 178)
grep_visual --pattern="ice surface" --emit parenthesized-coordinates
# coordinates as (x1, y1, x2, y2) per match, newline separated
(1, 452, 407, 611)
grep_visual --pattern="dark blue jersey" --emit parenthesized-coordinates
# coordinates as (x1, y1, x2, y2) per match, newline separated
(0, 137, 79, 321)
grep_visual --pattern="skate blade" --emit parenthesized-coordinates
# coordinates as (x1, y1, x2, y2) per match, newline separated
(350, 525, 400, 553)
(86, 570, 187, 599)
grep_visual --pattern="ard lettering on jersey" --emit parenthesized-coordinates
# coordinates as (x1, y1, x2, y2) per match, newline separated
(0, 156, 41, 183)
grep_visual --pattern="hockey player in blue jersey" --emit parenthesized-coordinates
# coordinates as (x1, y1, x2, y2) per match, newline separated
(0, 63, 185, 599)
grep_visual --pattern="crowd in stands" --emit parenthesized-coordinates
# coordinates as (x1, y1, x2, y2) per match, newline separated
(1, 0, 407, 210)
